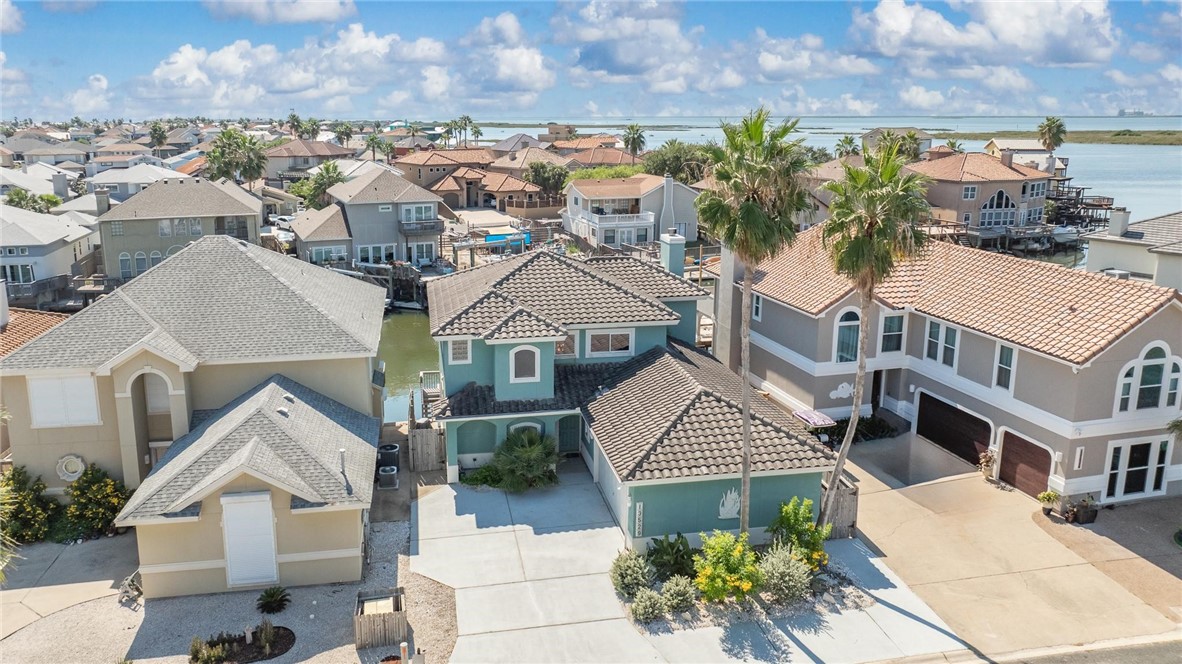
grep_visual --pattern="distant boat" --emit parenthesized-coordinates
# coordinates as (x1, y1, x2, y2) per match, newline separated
(1052, 226, 1080, 242)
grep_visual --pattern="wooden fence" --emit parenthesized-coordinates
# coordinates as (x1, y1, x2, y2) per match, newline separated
(354, 588, 408, 649)
(823, 473, 859, 539)
(409, 426, 446, 472)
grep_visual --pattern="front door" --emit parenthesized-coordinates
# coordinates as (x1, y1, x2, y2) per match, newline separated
(871, 370, 883, 411)
(1105, 439, 1170, 501)
(222, 492, 278, 586)
(617, 228, 634, 246)
(558, 415, 581, 455)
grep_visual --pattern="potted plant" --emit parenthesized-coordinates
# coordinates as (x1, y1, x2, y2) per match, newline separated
(1064, 495, 1098, 524)
(1036, 490, 1060, 516)
(977, 449, 996, 480)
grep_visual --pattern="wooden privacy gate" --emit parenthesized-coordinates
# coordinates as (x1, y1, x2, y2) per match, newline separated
(408, 427, 446, 472)
(822, 473, 859, 540)
(354, 588, 408, 649)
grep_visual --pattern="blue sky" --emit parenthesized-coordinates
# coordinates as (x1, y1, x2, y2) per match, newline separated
(1, 1, 1179, 121)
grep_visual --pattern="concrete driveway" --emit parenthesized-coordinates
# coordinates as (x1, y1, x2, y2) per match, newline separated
(0, 533, 138, 639)
(848, 434, 1179, 656)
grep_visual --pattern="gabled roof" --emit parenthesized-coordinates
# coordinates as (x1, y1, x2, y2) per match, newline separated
(395, 151, 460, 167)
(263, 139, 354, 158)
(583, 256, 708, 299)
(477, 170, 540, 194)
(586, 341, 833, 481)
(1, 309, 69, 358)
(1083, 210, 1182, 250)
(489, 146, 574, 171)
(552, 135, 619, 150)
(291, 205, 351, 242)
(984, 139, 1047, 152)
(22, 162, 79, 181)
(97, 177, 260, 222)
(96, 142, 151, 154)
(0, 236, 385, 371)
(115, 375, 379, 523)
(567, 173, 664, 198)
(23, 146, 85, 156)
(176, 156, 207, 175)
(905, 152, 1048, 182)
(430, 148, 495, 165)
(0, 167, 54, 196)
(50, 192, 121, 215)
(327, 168, 441, 204)
(570, 146, 636, 166)
(735, 226, 1181, 366)
(89, 163, 186, 185)
(490, 133, 548, 153)
(0, 205, 95, 246)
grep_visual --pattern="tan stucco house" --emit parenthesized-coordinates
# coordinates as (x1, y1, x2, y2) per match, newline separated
(1084, 210, 1182, 289)
(0, 235, 386, 597)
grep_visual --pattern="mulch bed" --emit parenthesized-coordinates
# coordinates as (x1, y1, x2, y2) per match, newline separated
(214, 626, 296, 663)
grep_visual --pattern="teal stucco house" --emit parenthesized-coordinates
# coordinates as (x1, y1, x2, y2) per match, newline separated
(426, 231, 835, 549)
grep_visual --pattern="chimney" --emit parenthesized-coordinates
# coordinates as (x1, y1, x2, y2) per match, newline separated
(659, 227, 686, 278)
(1001, 151, 1014, 169)
(0, 280, 9, 332)
(95, 189, 110, 215)
(1108, 208, 1131, 237)
(658, 172, 676, 230)
(52, 173, 69, 201)
(509, 150, 517, 161)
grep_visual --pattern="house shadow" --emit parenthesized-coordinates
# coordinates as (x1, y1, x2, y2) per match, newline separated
(847, 435, 975, 490)
(1039, 496, 1182, 584)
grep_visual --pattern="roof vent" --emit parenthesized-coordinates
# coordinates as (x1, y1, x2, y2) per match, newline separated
(276, 406, 289, 417)
(282, 393, 295, 403)
(1102, 269, 1131, 280)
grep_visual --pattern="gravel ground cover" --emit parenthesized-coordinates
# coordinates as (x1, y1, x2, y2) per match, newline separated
(0, 522, 421, 664)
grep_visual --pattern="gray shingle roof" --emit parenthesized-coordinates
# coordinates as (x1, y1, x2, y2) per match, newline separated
(1, 205, 95, 246)
(116, 375, 379, 523)
(585, 341, 834, 481)
(0, 236, 385, 371)
(583, 256, 708, 299)
(291, 204, 351, 242)
(1083, 210, 1182, 248)
(96, 177, 261, 222)
(328, 168, 441, 205)
(263, 139, 354, 158)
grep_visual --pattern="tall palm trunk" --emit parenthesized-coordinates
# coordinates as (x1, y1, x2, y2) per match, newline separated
(819, 286, 872, 526)
(739, 267, 754, 534)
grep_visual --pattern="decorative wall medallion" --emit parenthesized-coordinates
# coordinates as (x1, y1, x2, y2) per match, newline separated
(829, 383, 854, 400)
(56, 454, 86, 481)
(719, 488, 740, 520)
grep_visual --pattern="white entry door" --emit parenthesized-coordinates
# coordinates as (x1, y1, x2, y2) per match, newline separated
(222, 492, 278, 586)
(617, 228, 634, 245)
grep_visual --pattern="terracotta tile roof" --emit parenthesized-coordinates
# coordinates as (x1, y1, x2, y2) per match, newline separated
(478, 170, 539, 194)
(490, 146, 574, 171)
(740, 226, 1181, 365)
(569, 146, 636, 166)
(263, 139, 354, 158)
(905, 152, 1048, 182)
(291, 205, 351, 242)
(567, 173, 664, 198)
(394, 151, 460, 166)
(0, 309, 70, 358)
(176, 156, 207, 175)
(552, 134, 619, 150)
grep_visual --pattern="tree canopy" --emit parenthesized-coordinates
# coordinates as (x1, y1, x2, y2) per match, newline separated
(641, 140, 709, 184)
(523, 161, 568, 196)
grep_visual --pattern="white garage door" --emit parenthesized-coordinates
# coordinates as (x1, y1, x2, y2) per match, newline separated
(222, 492, 278, 586)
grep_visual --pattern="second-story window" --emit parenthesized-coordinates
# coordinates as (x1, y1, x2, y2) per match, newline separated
(962, 185, 977, 200)
(158, 219, 172, 237)
(119, 252, 132, 279)
(449, 339, 471, 365)
(556, 332, 577, 358)
(836, 311, 859, 363)
(926, 321, 957, 367)
(588, 330, 633, 357)
(752, 294, 763, 321)
(510, 346, 539, 383)
(1118, 345, 1180, 412)
(995, 344, 1015, 390)
(881, 315, 904, 353)
(111, 221, 124, 236)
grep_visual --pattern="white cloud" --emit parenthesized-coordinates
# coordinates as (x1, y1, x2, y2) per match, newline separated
(1160, 64, 1182, 84)
(151, 44, 211, 87)
(944, 65, 1033, 92)
(695, 66, 745, 93)
(490, 46, 555, 91)
(585, 100, 599, 115)
(1, 0, 24, 33)
(421, 66, 451, 101)
(465, 12, 526, 47)
(773, 86, 879, 116)
(1105, 68, 1158, 87)
(377, 89, 411, 109)
(42, 1, 98, 13)
(756, 30, 879, 81)
(0, 50, 30, 98)
(898, 84, 945, 110)
(68, 74, 111, 114)
(1127, 41, 1163, 63)
(202, 0, 356, 24)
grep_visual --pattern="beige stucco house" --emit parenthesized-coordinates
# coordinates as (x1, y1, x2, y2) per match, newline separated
(0, 236, 386, 597)
(1084, 210, 1182, 289)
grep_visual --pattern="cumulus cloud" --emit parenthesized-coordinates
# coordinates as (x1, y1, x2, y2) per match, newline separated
(1, 0, 24, 33)
(898, 84, 945, 110)
(774, 86, 880, 116)
(1127, 41, 1163, 63)
(0, 50, 30, 98)
(68, 73, 111, 114)
(202, 0, 356, 24)
(755, 30, 879, 81)
(944, 65, 1033, 92)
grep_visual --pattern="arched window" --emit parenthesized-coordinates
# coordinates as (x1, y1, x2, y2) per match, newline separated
(980, 190, 1017, 227)
(166, 245, 183, 256)
(149, 251, 162, 267)
(510, 346, 539, 383)
(1118, 344, 1179, 412)
(509, 422, 542, 434)
(118, 252, 132, 280)
(835, 310, 859, 363)
(134, 251, 148, 275)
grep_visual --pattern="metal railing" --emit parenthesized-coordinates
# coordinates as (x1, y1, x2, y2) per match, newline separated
(400, 219, 444, 234)
(6, 275, 69, 299)
(569, 208, 655, 226)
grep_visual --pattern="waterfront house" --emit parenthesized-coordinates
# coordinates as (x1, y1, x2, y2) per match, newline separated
(711, 227, 1182, 505)
(549, 134, 620, 155)
(427, 233, 833, 548)
(87, 163, 188, 202)
(983, 139, 1067, 176)
(1, 205, 97, 307)
(97, 177, 263, 283)
(487, 146, 575, 180)
(569, 146, 637, 167)
(291, 205, 352, 265)
(561, 173, 700, 248)
(1084, 210, 1182, 289)
(391, 149, 541, 211)
(0, 236, 386, 598)
(263, 139, 355, 183)
(326, 167, 444, 265)
(488, 133, 548, 156)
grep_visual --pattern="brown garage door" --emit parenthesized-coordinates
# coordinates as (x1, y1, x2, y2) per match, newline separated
(915, 393, 991, 465)
(998, 432, 1051, 498)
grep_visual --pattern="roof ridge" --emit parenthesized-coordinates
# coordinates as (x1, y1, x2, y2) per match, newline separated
(258, 396, 351, 497)
(482, 305, 565, 340)
(435, 290, 515, 335)
(619, 376, 704, 482)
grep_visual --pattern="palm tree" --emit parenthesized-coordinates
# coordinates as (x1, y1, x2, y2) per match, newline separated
(623, 124, 646, 163)
(1038, 116, 1067, 153)
(816, 144, 931, 527)
(366, 134, 387, 161)
(309, 160, 345, 209)
(835, 135, 860, 158)
(944, 139, 964, 153)
(874, 129, 899, 155)
(149, 121, 168, 158)
(287, 112, 301, 138)
(333, 122, 353, 146)
(899, 130, 922, 161)
(695, 107, 813, 534)
(237, 134, 267, 190)
(470, 125, 483, 145)
(298, 118, 320, 140)
(458, 114, 473, 147)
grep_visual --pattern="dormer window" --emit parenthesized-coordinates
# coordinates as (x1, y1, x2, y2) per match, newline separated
(510, 346, 539, 383)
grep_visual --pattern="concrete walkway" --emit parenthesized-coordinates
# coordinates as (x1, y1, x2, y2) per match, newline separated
(0, 533, 138, 639)
(848, 435, 1179, 656)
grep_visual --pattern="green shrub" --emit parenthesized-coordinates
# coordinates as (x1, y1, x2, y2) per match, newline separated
(460, 464, 504, 488)
(766, 497, 831, 571)
(258, 618, 275, 656)
(610, 549, 654, 599)
(660, 574, 697, 612)
(189, 638, 227, 664)
(63, 464, 129, 537)
(693, 530, 761, 602)
(256, 586, 291, 614)
(491, 428, 558, 493)
(646, 533, 697, 581)
(630, 587, 666, 623)
(821, 416, 897, 444)
(0, 466, 59, 543)
(758, 544, 812, 605)
(189, 636, 203, 662)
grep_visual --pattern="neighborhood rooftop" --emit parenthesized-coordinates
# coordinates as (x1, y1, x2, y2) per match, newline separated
(905, 152, 1050, 182)
(263, 139, 354, 158)
(96, 177, 261, 221)
(327, 167, 442, 204)
(1, 204, 94, 246)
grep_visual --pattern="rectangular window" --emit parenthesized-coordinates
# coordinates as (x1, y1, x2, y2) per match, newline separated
(27, 375, 101, 427)
(752, 294, 763, 322)
(602, 229, 616, 245)
(1073, 447, 1085, 471)
(996, 344, 1014, 390)
(449, 339, 471, 364)
(881, 315, 904, 353)
(587, 329, 633, 357)
(378, 204, 393, 212)
(942, 327, 957, 367)
(636, 227, 648, 243)
(158, 219, 172, 237)
(4, 264, 35, 284)
(556, 332, 577, 358)
(111, 221, 124, 236)
(189, 218, 203, 236)
(18, 247, 27, 255)
(962, 185, 977, 200)
(962, 212, 971, 224)
(926, 321, 940, 360)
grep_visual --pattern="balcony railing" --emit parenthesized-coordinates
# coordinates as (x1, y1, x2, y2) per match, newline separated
(73, 274, 116, 293)
(5, 275, 70, 300)
(400, 219, 444, 234)
(570, 208, 655, 226)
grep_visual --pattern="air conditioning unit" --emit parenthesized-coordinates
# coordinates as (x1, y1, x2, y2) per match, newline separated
(1102, 269, 1130, 280)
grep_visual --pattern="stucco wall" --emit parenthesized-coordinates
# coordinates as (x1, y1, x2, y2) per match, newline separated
(440, 339, 495, 396)
(189, 357, 375, 416)
(666, 301, 698, 344)
(445, 412, 572, 469)
(1085, 239, 1157, 279)
(493, 342, 556, 401)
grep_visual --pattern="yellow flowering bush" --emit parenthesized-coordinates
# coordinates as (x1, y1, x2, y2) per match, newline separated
(767, 497, 831, 572)
(693, 530, 762, 602)
(64, 464, 129, 537)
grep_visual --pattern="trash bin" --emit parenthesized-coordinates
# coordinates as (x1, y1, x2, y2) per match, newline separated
(378, 465, 399, 489)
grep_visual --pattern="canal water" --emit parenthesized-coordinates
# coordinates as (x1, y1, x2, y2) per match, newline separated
(377, 311, 438, 423)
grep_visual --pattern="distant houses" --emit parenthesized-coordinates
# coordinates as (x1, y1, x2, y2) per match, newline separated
(561, 174, 699, 249)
